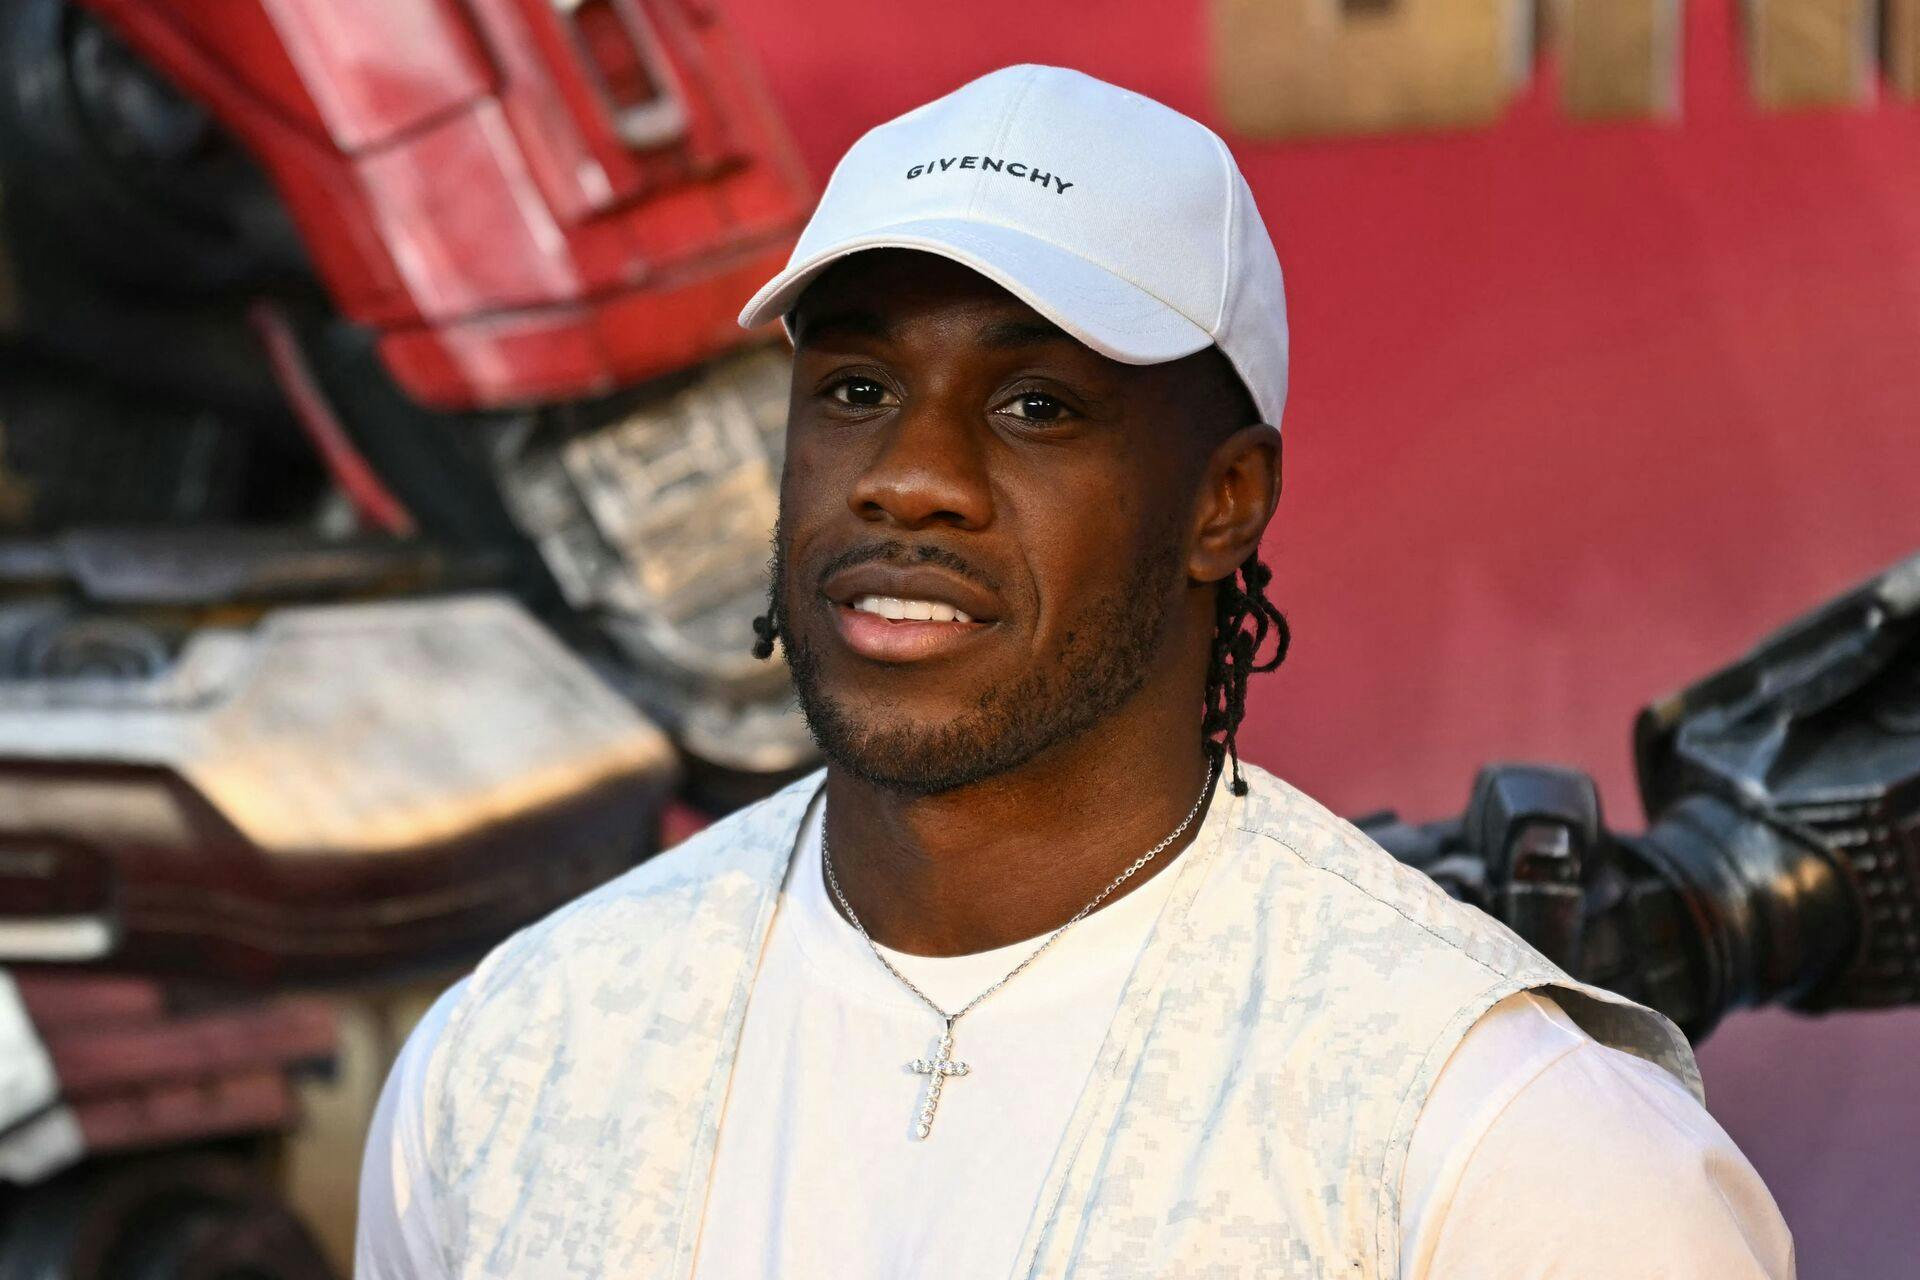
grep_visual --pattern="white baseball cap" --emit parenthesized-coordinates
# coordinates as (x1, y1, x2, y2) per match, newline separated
(738, 64, 1289, 430)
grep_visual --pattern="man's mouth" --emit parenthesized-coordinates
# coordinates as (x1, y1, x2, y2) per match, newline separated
(817, 554, 1003, 663)
(830, 594, 991, 663)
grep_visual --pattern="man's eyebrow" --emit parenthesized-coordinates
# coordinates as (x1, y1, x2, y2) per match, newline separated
(794, 308, 890, 347)
(976, 318, 1074, 350)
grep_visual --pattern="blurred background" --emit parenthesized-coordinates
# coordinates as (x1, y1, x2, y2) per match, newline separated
(0, 0, 1913, 1275)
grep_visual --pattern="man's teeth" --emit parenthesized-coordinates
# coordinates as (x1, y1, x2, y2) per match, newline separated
(850, 595, 974, 624)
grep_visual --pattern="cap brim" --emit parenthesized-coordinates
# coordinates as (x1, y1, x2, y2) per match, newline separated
(737, 219, 1213, 367)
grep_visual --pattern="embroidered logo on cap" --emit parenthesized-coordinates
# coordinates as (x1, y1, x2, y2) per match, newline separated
(905, 156, 1074, 195)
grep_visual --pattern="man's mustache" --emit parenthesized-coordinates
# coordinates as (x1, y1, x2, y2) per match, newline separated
(811, 539, 1002, 594)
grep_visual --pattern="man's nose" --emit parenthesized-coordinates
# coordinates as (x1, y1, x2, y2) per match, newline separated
(847, 398, 992, 531)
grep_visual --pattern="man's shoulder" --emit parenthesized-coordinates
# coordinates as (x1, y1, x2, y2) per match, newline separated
(431, 770, 821, 1064)
(1224, 763, 1700, 1097)
(1401, 991, 1792, 1279)
(397, 777, 820, 1266)
(1227, 762, 1550, 981)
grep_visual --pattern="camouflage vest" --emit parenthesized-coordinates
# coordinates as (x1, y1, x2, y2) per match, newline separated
(424, 764, 1699, 1278)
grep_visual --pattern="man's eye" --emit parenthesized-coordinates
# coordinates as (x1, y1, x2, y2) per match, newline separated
(830, 378, 893, 408)
(995, 392, 1068, 422)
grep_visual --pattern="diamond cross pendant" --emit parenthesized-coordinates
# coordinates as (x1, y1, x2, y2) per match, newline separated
(906, 1019, 970, 1139)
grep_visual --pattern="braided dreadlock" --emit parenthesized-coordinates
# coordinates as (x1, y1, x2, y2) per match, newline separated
(750, 599, 780, 661)
(1203, 553, 1289, 796)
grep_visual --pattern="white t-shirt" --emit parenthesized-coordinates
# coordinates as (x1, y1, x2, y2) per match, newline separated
(357, 796, 1793, 1278)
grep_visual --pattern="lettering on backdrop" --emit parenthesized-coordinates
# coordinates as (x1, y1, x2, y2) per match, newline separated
(1213, 0, 1916, 138)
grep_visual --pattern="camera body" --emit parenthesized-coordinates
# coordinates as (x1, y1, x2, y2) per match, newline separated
(1364, 550, 1920, 1040)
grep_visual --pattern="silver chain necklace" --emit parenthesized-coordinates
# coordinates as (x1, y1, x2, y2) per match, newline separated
(821, 755, 1215, 1140)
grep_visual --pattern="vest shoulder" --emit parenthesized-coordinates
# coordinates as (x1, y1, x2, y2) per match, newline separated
(1224, 762, 1700, 1098)
(431, 771, 819, 1067)
(415, 775, 819, 1272)
(1227, 762, 1556, 984)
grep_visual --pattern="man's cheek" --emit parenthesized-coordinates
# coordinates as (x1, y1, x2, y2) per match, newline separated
(777, 444, 823, 515)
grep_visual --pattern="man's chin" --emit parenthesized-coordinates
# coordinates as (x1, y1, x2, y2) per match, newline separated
(805, 713, 1016, 798)
(797, 677, 1132, 797)
(784, 632, 1030, 794)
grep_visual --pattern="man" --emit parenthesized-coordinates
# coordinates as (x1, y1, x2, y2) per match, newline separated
(357, 66, 1793, 1278)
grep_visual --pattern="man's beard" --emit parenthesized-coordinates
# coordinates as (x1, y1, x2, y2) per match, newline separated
(772, 529, 1181, 797)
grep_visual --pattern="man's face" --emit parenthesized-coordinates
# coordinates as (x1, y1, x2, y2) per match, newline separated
(773, 251, 1218, 796)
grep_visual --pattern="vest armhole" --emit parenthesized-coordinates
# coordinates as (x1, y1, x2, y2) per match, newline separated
(1374, 977, 1524, 1280)
(1531, 982, 1704, 1103)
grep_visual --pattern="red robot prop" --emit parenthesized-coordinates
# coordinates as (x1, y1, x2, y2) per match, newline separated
(78, 0, 809, 412)
(0, 1, 811, 1271)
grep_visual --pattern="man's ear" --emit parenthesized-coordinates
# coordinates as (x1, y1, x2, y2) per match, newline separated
(1188, 423, 1281, 584)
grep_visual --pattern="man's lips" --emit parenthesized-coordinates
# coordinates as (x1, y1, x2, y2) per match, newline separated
(831, 602, 991, 663)
(819, 562, 1002, 663)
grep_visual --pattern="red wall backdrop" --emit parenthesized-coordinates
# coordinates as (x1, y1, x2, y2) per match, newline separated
(723, 1, 1919, 1273)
